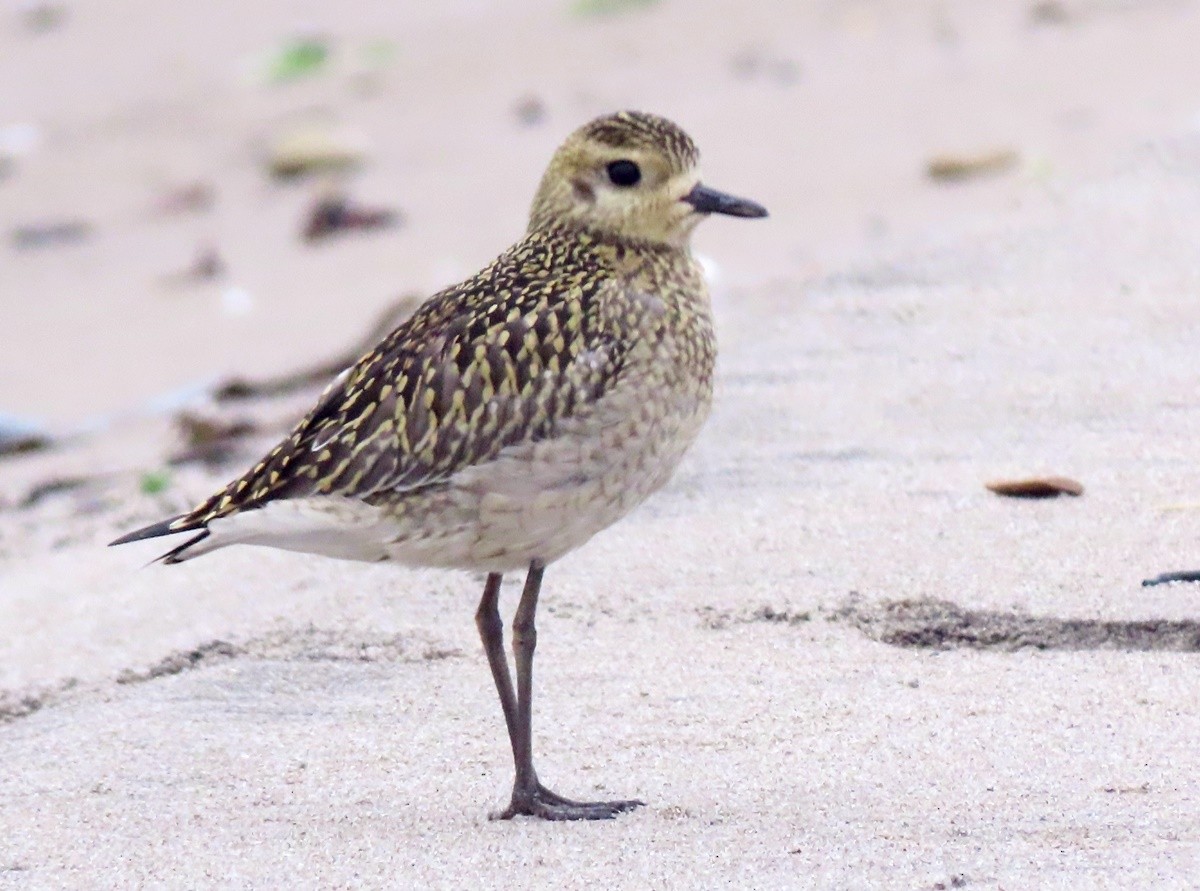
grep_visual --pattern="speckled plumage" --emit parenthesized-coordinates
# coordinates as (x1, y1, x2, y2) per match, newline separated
(118, 112, 724, 571)
(113, 111, 766, 821)
(173, 226, 712, 570)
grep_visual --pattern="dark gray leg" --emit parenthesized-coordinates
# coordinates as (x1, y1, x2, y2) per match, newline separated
(475, 573, 519, 758)
(510, 562, 541, 795)
(496, 561, 645, 821)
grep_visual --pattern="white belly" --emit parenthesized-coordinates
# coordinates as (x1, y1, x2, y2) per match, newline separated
(196, 384, 709, 573)
(379, 382, 711, 571)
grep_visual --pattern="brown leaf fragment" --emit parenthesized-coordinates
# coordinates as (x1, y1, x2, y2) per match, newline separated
(268, 125, 368, 180)
(213, 367, 340, 401)
(927, 150, 1018, 182)
(176, 412, 258, 445)
(985, 476, 1084, 498)
(17, 475, 93, 509)
(169, 411, 259, 466)
(302, 194, 400, 242)
(0, 431, 52, 457)
(0, 416, 55, 457)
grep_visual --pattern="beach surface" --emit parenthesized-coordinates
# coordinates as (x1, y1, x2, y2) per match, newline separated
(3, 1, 1200, 887)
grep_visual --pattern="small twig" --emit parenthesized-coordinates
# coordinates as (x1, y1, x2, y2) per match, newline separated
(1142, 570, 1200, 588)
(213, 292, 423, 401)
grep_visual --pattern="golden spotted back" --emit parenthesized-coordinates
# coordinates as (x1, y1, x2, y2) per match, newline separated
(178, 225, 710, 530)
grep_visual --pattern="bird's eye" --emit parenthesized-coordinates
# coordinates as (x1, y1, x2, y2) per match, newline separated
(605, 160, 641, 188)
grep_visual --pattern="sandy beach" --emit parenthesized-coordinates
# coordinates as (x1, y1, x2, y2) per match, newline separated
(3, 1, 1200, 886)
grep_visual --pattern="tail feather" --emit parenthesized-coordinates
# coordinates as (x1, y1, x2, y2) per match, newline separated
(157, 530, 212, 565)
(109, 515, 211, 565)
(109, 515, 194, 546)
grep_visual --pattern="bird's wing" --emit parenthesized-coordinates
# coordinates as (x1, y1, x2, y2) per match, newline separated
(160, 260, 635, 533)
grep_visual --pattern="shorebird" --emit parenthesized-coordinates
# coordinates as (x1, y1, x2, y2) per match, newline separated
(112, 110, 767, 820)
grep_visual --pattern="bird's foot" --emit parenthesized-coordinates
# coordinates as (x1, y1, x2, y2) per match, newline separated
(493, 782, 644, 821)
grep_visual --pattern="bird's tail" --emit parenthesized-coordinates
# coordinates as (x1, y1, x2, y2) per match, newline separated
(109, 516, 211, 565)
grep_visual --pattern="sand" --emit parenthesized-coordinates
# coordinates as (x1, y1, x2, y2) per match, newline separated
(3, 0, 1200, 887)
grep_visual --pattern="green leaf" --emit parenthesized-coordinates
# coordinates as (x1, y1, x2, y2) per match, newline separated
(570, 0, 660, 17)
(140, 470, 171, 495)
(267, 38, 329, 83)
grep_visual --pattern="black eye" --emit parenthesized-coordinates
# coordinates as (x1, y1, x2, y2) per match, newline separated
(605, 160, 641, 187)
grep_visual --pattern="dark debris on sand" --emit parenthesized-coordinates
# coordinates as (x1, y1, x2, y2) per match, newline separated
(832, 596, 1200, 652)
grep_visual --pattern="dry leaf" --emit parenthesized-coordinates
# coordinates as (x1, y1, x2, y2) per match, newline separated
(267, 125, 368, 180)
(169, 412, 259, 466)
(302, 193, 399, 242)
(214, 292, 424, 401)
(927, 150, 1018, 182)
(985, 476, 1084, 498)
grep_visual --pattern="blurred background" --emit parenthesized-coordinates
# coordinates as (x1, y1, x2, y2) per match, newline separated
(3, 0, 1200, 428)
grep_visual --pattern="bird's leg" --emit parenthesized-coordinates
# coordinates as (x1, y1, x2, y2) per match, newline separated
(475, 573, 520, 757)
(496, 561, 645, 821)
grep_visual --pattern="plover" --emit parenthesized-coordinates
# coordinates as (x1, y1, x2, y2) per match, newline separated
(112, 110, 767, 820)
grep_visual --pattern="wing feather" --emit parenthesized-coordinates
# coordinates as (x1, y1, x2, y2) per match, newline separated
(176, 242, 631, 528)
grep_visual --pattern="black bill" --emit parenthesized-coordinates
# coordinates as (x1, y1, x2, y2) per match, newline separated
(682, 183, 768, 218)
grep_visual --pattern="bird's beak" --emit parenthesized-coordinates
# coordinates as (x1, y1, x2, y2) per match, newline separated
(681, 183, 768, 219)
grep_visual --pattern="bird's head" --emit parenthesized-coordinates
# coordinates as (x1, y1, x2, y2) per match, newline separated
(528, 110, 767, 247)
